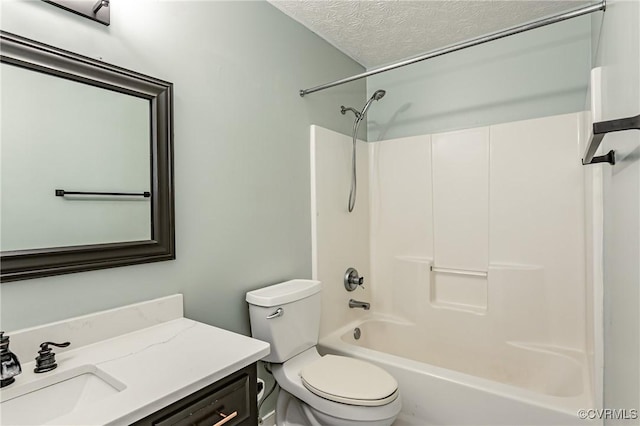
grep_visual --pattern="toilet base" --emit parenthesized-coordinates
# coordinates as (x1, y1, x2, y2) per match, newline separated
(276, 389, 396, 426)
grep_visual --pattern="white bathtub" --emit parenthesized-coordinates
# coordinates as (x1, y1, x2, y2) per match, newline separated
(319, 317, 598, 426)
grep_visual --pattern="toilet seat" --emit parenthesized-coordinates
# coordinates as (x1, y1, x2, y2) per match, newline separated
(300, 355, 399, 407)
(273, 348, 402, 425)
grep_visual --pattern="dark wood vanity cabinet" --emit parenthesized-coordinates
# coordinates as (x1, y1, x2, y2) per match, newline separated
(132, 364, 258, 426)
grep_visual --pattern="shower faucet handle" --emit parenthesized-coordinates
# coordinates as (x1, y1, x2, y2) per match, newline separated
(344, 267, 364, 291)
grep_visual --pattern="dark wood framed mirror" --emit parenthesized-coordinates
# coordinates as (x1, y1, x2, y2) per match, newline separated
(1, 31, 175, 282)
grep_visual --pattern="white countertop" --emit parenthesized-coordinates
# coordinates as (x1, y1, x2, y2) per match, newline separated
(1, 302, 270, 425)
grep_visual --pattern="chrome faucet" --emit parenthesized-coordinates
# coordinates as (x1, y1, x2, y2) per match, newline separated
(0, 332, 22, 388)
(348, 299, 370, 310)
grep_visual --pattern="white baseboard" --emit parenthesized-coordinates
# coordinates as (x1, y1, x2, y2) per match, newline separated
(259, 409, 275, 426)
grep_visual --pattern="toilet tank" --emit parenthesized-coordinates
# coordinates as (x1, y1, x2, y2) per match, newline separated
(246, 279, 321, 363)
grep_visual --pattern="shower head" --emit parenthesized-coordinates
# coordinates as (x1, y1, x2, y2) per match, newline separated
(342, 88, 386, 213)
(360, 89, 386, 118)
(372, 89, 386, 101)
(339, 89, 387, 121)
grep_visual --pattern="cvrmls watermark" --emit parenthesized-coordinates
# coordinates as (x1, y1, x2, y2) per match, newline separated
(577, 409, 638, 420)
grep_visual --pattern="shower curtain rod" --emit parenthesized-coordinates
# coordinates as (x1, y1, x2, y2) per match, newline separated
(299, 0, 606, 97)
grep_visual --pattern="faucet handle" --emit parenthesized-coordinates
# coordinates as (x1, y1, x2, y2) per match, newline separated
(344, 267, 365, 291)
(34, 341, 70, 373)
(40, 341, 71, 349)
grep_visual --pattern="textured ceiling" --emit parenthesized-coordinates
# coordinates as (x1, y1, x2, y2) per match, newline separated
(269, 1, 593, 68)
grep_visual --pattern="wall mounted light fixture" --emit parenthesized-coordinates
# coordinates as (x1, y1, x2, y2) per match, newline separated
(42, 0, 110, 26)
(93, 0, 109, 14)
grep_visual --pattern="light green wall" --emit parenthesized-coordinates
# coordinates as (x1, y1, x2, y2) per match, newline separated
(0, 1, 365, 337)
(365, 15, 592, 140)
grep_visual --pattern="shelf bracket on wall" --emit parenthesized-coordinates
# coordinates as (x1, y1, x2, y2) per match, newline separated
(582, 114, 640, 166)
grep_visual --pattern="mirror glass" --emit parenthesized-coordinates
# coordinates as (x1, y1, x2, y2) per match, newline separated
(1, 30, 174, 282)
(1, 63, 152, 251)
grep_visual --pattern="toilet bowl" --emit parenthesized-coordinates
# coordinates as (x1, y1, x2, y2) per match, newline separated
(246, 279, 401, 426)
(273, 347, 401, 425)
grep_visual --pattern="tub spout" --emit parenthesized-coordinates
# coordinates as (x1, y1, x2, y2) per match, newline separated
(349, 299, 370, 310)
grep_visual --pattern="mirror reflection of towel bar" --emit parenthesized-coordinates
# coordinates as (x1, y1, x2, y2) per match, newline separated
(430, 266, 488, 277)
(55, 189, 151, 198)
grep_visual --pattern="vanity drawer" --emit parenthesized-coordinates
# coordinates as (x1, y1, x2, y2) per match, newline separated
(132, 364, 257, 426)
(155, 376, 248, 426)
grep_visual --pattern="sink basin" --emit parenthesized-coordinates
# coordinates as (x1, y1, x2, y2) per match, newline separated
(1, 365, 125, 425)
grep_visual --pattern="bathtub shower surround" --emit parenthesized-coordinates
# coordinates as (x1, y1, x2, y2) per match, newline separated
(311, 112, 600, 425)
(310, 126, 372, 337)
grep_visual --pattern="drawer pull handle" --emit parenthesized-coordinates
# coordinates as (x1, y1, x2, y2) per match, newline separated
(213, 410, 237, 426)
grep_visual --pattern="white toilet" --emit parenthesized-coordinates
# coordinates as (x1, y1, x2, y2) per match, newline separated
(246, 279, 401, 426)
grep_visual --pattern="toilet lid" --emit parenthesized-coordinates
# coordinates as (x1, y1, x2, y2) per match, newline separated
(300, 355, 398, 407)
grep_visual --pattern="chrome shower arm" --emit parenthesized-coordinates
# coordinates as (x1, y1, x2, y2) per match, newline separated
(341, 106, 361, 119)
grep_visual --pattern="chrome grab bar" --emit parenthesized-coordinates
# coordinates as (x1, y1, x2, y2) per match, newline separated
(430, 266, 488, 277)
